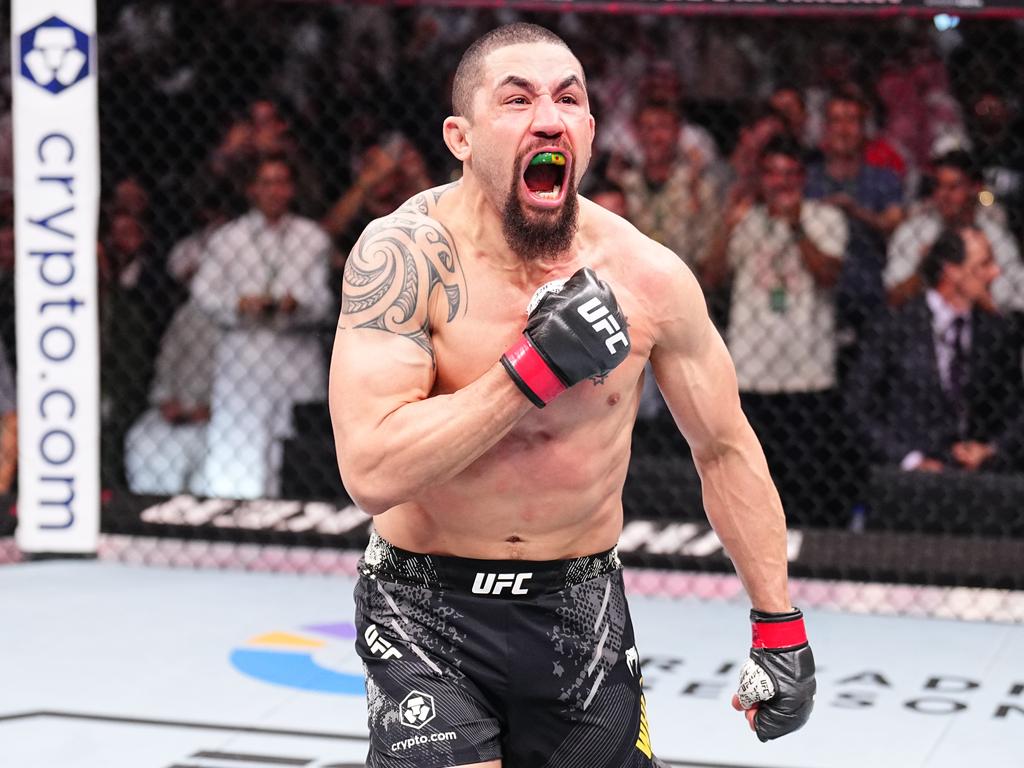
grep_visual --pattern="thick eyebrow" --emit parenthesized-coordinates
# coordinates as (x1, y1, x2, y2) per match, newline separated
(497, 75, 536, 94)
(495, 74, 585, 96)
(555, 74, 584, 94)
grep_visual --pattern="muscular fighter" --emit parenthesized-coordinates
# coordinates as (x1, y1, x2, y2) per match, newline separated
(330, 23, 815, 768)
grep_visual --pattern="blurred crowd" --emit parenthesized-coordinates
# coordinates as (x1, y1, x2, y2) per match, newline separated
(0, 2, 1022, 527)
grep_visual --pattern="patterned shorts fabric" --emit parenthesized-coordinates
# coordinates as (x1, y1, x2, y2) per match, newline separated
(354, 531, 669, 768)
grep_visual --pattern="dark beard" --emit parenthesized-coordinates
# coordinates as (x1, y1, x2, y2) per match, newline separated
(501, 171, 578, 261)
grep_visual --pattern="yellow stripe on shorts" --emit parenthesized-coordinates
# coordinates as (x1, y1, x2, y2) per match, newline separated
(635, 690, 653, 759)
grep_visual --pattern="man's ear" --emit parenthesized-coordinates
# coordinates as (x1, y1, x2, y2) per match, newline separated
(443, 115, 472, 162)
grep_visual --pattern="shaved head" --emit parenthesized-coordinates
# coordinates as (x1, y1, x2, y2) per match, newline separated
(452, 23, 576, 119)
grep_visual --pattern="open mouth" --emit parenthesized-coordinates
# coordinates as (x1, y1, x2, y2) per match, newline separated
(522, 150, 569, 206)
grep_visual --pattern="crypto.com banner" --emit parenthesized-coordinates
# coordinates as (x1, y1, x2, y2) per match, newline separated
(12, 3, 100, 553)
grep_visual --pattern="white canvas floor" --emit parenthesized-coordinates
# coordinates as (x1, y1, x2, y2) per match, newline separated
(1, 560, 1021, 768)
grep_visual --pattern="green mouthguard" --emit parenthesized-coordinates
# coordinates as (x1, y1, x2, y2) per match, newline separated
(529, 152, 566, 167)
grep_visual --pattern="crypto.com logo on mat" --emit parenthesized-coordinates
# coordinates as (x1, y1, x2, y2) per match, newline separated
(19, 16, 91, 95)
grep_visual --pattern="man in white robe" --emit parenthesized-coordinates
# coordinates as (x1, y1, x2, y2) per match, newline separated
(124, 300, 218, 495)
(193, 155, 333, 498)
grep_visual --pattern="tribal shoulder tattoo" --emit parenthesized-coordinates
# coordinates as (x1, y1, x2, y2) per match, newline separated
(340, 208, 466, 365)
(396, 181, 460, 218)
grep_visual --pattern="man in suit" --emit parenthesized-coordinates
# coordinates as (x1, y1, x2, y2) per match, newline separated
(849, 226, 1023, 473)
(885, 150, 1024, 314)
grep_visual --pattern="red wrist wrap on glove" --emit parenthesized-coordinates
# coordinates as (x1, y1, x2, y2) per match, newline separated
(503, 335, 567, 406)
(751, 615, 807, 650)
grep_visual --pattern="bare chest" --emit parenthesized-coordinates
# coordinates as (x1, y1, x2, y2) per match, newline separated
(429, 257, 653, 428)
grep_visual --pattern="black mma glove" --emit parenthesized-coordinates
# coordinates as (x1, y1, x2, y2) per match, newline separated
(501, 267, 630, 407)
(736, 608, 816, 742)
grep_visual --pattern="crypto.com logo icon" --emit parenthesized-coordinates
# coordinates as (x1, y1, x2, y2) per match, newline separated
(20, 16, 91, 95)
(400, 691, 436, 729)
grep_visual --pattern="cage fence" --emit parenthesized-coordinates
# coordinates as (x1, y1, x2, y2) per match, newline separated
(2, 1, 1024, 621)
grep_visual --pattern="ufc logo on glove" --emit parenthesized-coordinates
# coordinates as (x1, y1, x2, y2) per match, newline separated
(501, 267, 632, 408)
(577, 297, 629, 354)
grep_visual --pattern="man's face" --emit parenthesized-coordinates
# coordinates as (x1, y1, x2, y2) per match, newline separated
(114, 177, 149, 218)
(932, 167, 975, 223)
(466, 42, 595, 258)
(249, 100, 289, 152)
(949, 228, 1000, 305)
(760, 153, 805, 212)
(636, 107, 679, 168)
(365, 140, 430, 216)
(249, 161, 295, 220)
(110, 214, 145, 256)
(824, 100, 865, 159)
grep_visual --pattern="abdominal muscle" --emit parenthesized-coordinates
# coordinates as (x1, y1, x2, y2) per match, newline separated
(371, 399, 636, 561)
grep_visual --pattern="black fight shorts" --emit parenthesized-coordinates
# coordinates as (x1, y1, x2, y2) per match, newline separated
(354, 530, 669, 768)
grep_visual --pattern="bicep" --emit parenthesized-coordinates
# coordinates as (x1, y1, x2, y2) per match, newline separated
(328, 214, 465, 451)
(329, 326, 434, 456)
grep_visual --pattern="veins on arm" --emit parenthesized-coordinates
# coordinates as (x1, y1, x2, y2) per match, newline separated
(339, 213, 467, 365)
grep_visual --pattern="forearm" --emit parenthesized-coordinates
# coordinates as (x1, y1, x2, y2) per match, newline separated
(277, 302, 330, 328)
(191, 267, 240, 325)
(322, 185, 368, 237)
(796, 239, 841, 288)
(0, 413, 17, 493)
(853, 207, 885, 233)
(335, 364, 533, 514)
(887, 274, 921, 308)
(876, 206, 905, 236)
(849, 204, 900, 237)
(282, 266, 333, 326)
(694, 425, 792, 612)
(701, 225, 733, 289)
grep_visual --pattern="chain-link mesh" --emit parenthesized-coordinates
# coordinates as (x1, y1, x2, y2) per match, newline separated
(4, 2, 1024, 616)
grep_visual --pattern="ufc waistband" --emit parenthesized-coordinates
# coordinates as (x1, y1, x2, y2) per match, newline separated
(360, 529, 621, 597)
